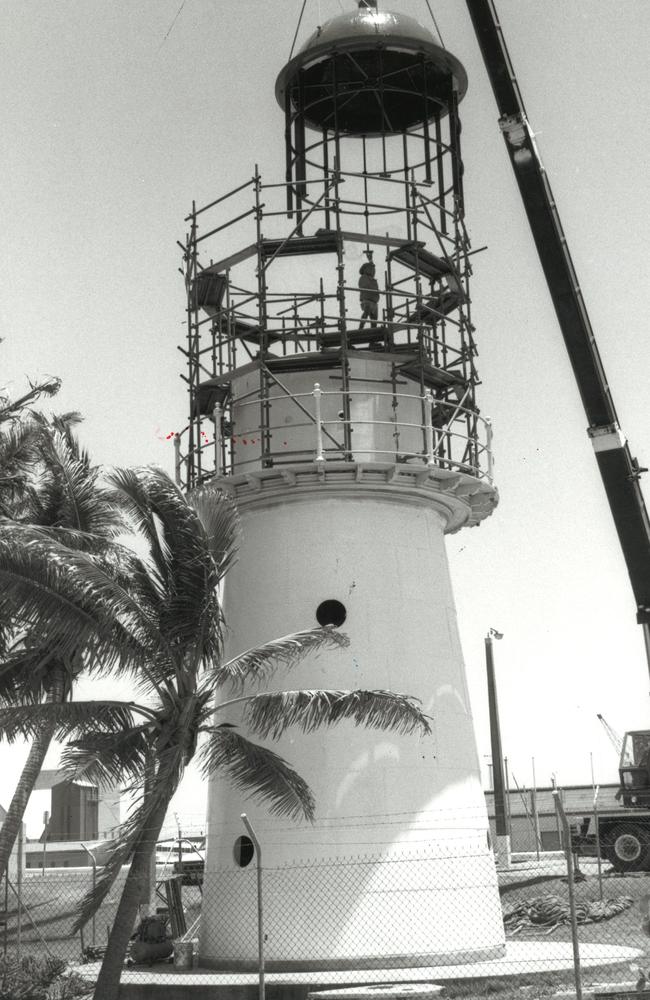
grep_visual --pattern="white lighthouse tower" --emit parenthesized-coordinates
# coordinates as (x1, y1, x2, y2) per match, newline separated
(179, 0, 505, 972)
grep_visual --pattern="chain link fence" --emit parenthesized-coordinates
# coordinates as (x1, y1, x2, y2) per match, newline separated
(2, 830, 649, 999)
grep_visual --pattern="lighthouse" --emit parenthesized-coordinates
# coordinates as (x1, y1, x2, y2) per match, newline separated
(180, 0, 505, 972)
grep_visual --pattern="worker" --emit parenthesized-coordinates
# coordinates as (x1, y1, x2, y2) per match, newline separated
(358, 260, 380, 329)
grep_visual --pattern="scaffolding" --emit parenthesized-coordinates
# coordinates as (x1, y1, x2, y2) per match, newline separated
(177, 4, 493, 493)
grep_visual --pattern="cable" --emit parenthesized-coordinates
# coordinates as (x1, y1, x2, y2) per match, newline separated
(289, 0, 309, 62)
(157, 0, 188, 52)
(424, 0, 445, 50)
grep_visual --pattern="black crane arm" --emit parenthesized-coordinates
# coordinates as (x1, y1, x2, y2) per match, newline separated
(466, 0, 650, 626)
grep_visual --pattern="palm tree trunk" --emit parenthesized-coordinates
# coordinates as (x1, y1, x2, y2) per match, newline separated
(0, 670, 66, 883)
(92, 788, 172, 1000)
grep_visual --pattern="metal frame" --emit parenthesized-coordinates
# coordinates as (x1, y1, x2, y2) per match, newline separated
(177, 26, 489, 492)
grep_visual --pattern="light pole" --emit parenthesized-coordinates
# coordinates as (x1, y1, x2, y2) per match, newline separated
(485, 627, 511, 867)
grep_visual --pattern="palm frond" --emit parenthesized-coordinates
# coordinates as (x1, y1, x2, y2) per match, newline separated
(198, 725, 315, 821)
(0, 418, 43, 475)
(60, 725, 153, 790)
(112, 468, 223, 660)
(71, 743, 184, 933)
(0, 376, 61, 423)
(190, 486, 240, 580)
(207, 627, 349, 694)
(0, 528, 160, 671)
(0, 418, 45, 515)
(0, 644, 66, 705)
(0, 699, 151, 743)
(241, 689, 432, 741)
(37, 428, 123, 536)
(105, 467, 171, 585)
(35, 528, 163, 613)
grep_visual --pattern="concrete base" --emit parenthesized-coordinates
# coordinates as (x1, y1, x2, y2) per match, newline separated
(77, 942, 643, 1000)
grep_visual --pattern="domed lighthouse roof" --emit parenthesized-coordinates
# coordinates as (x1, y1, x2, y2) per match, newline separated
(275, 0, 468, 136)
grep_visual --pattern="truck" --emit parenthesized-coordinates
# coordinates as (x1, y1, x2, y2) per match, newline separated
(465, 0, 650, 871)
(571, 730, 650, 872)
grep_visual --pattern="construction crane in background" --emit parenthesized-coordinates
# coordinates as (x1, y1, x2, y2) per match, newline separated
(465, 0, 650, 870)
(465, 0, 650, 675)
(597, 714, 625, 759)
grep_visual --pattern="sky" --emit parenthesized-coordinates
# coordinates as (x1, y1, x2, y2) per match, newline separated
(1, 0, 650, 837)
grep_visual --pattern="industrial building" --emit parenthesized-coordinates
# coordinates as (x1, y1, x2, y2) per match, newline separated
(485, 783, 619, 853)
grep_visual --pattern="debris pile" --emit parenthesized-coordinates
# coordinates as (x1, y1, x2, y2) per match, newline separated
(503, 893, 633, 934)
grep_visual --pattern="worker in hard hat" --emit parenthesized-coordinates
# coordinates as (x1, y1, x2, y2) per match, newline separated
(358, 261, 380, 329)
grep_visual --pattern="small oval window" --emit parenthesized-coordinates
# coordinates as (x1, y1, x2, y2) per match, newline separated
(234, 835, 254, 868)
(316, 600, 347, 627)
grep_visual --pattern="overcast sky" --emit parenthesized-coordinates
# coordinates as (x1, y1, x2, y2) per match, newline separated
(2, 0, 649, 836)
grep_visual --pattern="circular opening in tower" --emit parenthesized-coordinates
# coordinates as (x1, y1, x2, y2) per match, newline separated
(234, 836, 255, 868)
(316, 600, 347, 627)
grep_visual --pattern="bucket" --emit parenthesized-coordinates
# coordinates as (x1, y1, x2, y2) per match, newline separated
(173, 939, 194, 969)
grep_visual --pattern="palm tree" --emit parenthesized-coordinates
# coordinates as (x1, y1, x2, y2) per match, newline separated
(0, 368, 61, 425)
(0, 417, 127, 882)
(0, 467, 430, 1000)
(0, 343, 62, 515)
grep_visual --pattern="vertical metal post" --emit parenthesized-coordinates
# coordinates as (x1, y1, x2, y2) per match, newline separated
(81, 843, 97, 946)
(187, 205, 201, 488)
(241, 814, 264, 1000)
(589, 753, 604, 900)
(504, 756, 512, 843)
(551, 775, 564, 849)
(174, 434, 182, 487)
(42, 812, 49, 874)
(424, 391, 435, 467)
(16, 824, 22, 959)
(177, 816, 183, 873)
(485, 418, 494, 480)
(485, 632, 510, 866)
(284, 89, 294, 218)
(434, 112, 447, 236)
(2, 870, 7, 957)
(531, 756, 541, 860)
(213, 404, 222, 477)
(553, 791, 583, 1000)
(313, 383, 325, 464)
(421, 54, 432, 184)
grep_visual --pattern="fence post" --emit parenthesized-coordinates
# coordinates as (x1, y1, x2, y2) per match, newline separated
(81, 842, 98, 946)
(16, 824, 22, 960)
(593, 785, 604, 901)
(2, 871, 7, 957)
(313, 383, 325, 465)
(241, 813, 264, 1000)
(504, 756, 513, 849)
(531, 757, 541, 860)
(553, 790, 583, 1000)
(424, 390, 435, 467)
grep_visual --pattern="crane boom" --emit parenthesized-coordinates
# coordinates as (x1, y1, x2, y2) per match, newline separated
(596, 714, 623, 758)
(466, 0, 650, 633)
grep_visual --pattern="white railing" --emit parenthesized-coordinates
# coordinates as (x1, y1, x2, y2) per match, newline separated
(177, 384, 494, 487)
